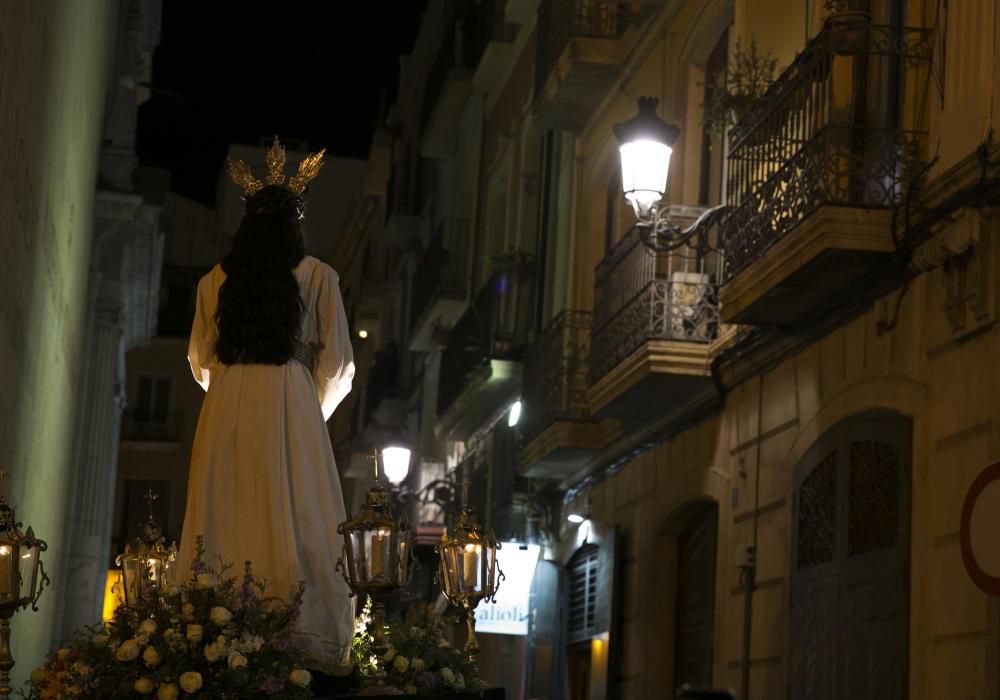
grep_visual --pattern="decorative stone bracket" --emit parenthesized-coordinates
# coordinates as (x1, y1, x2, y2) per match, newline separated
(910, 207, 995, 338)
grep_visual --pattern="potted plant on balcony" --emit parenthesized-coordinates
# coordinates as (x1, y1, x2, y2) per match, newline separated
(701, 36, 777, 136)
(485, 247, 535, 292)
(823, 0, 870, 25)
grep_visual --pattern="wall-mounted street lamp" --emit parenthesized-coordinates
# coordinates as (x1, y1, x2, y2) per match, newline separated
(614, 97, 730, 253)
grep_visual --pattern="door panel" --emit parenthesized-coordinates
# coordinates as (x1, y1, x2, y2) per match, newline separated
(674, 504, 719, 689)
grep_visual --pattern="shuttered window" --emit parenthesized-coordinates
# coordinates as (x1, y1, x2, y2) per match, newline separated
(567, 543, 599, 641)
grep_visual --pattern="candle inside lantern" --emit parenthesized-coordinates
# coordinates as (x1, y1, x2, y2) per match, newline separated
(370, 529, 390, 579)
(0, 545, 13, 602)
(462, 543, 481, 592)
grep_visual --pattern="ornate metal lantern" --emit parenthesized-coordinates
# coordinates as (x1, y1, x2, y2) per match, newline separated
(336, 449, 415, 694)
(435, 484, 503, 661)
(614, 96, 730, 253)
(115, 490, 177, 606)
(0, 468, 49, 694)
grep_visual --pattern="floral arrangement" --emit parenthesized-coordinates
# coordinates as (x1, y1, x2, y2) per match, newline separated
(350, 599, 480, 695)
(24, 540, 315, 699)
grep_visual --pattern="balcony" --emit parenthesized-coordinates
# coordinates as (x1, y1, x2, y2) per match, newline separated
(518, 310, 611, 479)
(588, 217, 721, 421)
(435, 271, 534, 441)
(534, 0, 630, 131)
(720, 21, 932, 326)
(469, 0, 518, 108)
(409, 219, 472, 352)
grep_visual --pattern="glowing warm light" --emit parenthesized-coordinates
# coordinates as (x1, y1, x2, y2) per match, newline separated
(0, 546, 10, 557)
(102, 569, 122, 622)
(567, 513, 585, 524)
(358, 329, 369, 339)
(381, 446, 411, 485)
(464, 543, 479, 553)
(620, 139, 672, 217)
(507, 400, 522, 428)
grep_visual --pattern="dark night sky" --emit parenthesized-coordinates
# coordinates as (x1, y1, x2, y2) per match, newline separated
(137, 2, 428, 204)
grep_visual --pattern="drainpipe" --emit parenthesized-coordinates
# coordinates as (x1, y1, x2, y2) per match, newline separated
(740, 372, 764, 700)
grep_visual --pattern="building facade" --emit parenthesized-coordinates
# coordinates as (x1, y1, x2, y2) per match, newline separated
(338, 0, 1000, 699)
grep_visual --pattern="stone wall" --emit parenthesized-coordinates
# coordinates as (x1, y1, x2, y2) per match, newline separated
(0, 0, 119, 677)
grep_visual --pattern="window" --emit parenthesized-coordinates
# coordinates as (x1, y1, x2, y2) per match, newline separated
(135, 376, 171, 425)
(699, 28, 729, 206)
(567, 543, 600, 641)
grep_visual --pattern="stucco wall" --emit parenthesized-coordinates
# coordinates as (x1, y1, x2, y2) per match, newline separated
(0, 0, 117, 677)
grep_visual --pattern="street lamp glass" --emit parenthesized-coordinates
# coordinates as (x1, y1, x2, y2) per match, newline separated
(567, 513, 585, 524)
(507, 400, 522, 428)
(382, 446, 411, 485)
(620, 139, 672, 218)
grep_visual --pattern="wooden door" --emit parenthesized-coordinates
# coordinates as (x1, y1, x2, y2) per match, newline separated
(674, 504, 719, 690)
(789, 412, 910, 699)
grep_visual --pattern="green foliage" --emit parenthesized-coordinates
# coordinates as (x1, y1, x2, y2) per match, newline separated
(700, 36, 778, 136)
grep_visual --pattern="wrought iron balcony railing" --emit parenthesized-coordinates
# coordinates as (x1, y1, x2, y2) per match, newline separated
(535, 0, 628, 97)
(590, 227, 720, 384)
(521, 310, 592, 444)
(722, 21, 933, 280)
(121, 411, 181, 442)
(410, 219, 471, 331)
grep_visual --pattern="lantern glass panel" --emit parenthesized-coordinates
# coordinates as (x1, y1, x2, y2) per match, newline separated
(397, 537, 408, 582)
(348, 530, 367, 584)
(0, 542, 16, 602)
(364, 528, 394, 582)
(18, 543, 39, 603)
(121, 553, 142, 605)
(620, 140, 672, 215)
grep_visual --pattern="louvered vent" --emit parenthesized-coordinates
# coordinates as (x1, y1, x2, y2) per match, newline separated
(568, 543, 599, 641)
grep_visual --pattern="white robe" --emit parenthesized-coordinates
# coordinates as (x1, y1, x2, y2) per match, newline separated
(178, 255, 356, 672)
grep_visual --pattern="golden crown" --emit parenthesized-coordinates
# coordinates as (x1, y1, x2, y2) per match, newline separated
(226, 135, 326, 199)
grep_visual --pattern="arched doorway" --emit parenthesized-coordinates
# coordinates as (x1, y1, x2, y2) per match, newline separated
(789, 411, 911, 699)
(673, 502, 719, 690)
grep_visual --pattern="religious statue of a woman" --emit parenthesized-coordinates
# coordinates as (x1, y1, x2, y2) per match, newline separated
(178, 137, 356, 678)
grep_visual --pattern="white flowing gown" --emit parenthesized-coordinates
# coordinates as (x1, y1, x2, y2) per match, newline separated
(178, 255, 356, 672)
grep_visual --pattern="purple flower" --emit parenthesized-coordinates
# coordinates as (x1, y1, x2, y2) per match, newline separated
(259, 675, 284, 693)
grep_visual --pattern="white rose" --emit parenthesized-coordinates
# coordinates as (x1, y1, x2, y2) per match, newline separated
(228, 652, 248, 670)
(157, 682, 179, 700)
(92, 634, 109, 647)
(115, 639, 141, 662)
(393, 655, 410, 673)
(136, 633, 151, 647)
(56, 648, 71, 661)
(181, 602, 195, 620)
(195, 573, 218, 589)
(186, 624, 203, 643)
(440, 667, 455, 684)
(179, 672, 203, 693)
(134, 677, 155, 694)
(138, 618, 158, 636)
(210, 607, 232, 626)
(288, 669, 312, 688)
(381, 643, 396, 662)
(410, 658, 425, 672)
(203, 642, 222, 663)
(142, 646, 161, 667)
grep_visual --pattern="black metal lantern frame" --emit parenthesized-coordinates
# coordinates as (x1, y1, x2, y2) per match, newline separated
(115, 490, 177, 607)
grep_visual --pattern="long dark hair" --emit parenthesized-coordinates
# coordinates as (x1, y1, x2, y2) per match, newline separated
(215, 186, 306, 365)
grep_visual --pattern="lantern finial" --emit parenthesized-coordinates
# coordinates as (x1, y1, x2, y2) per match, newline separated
(144, 489, 158, 520)
(368, 448, 381, 482)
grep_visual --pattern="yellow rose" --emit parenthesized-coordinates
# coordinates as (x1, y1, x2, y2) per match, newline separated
(228, 652, 248, 670)
(410, 658, 425, 672)
(115, 639, 141, 662)
(56, 648, 71, 661)
(179, 672, 203, 693)
(186, 624, 203, 643)
(181, 602, 195, 620)
(92, 634, 109, 647)
(138, 618, 158, 636)
(134, 677, 155, 694)
(288, 669, 312, 688)
(203, 643, 222, 663)
(393, 655, 410, 673)
(210, 607, 232, 626)
(142, 646, 161, 667)
(157, 682, 179, 700)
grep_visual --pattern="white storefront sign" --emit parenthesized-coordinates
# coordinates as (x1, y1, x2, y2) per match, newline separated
(473, 542, 540, 636)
